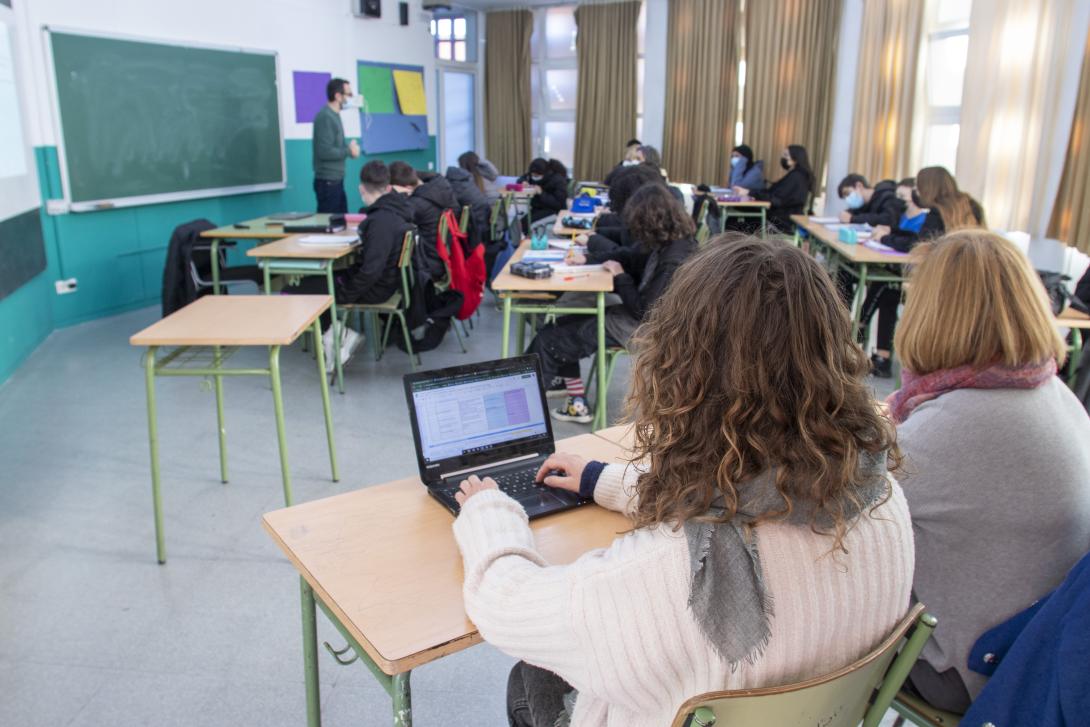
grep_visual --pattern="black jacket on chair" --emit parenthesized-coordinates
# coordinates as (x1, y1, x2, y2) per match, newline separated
(161, 219, 216, 317)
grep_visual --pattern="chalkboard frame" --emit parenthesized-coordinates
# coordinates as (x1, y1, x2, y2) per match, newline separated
(43, 26, 287, 213)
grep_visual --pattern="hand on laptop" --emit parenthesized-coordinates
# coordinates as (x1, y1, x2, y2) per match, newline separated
(535, 453, 588, 493)
(455, 475, 498, 506)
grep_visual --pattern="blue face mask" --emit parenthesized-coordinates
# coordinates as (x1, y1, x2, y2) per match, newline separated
(845, 190, 864, 210)
(730, 155, 743, 167)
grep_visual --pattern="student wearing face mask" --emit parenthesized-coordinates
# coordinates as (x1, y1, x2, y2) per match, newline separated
(736, 145, 813, 233)
(728, 145, 765, 191)
(872, 167, 985, 253)
(312, 78, 362, 213)
(603, 139, 643, 186)
(836, 174, 903, 227)
(519, 158, 569, 223)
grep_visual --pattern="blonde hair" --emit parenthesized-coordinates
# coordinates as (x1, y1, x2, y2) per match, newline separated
(916, 166, 983, 231)
(895, 230, 1066, 374)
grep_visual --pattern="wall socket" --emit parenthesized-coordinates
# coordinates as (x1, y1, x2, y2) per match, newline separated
(55, 278, 78, 295)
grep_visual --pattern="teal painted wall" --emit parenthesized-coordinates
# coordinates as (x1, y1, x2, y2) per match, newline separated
(0, 136, 435, 385)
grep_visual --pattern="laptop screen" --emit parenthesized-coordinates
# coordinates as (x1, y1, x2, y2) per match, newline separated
(405, 356, 553, 473)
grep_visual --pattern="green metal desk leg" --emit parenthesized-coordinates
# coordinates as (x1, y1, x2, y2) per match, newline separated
(263, 262, 272, 294)
(852, 263, 870, 332)
(393, 672, 412, 726)
(326, 265, 344, 394)
(515, 310, 526, 354)
(268, 345, 294, 506)
(311, 320, 339, 482)
(593, 292, 607, 431)
(212, 239, 222, 295)
(213, 345, 228, 484)
(300, 579, 322, 727)
(1069, 329, 1084, 389)
(144, 347, 166, 564)
(500, 296, 513, 357)
(760, 208, 767, 239)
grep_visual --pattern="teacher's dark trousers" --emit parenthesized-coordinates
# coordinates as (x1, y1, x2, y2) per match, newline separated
(314, 178, 348, 214)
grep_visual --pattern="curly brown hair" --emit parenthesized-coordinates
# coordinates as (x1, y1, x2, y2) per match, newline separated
(622, 184, 695, 246)
(624, 235, 899, 547)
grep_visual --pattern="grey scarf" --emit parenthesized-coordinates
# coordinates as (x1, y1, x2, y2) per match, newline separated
(684, 450, 888, 667)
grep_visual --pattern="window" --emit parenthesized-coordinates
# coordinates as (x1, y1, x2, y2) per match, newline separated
(528, 3, 647, 173)
(431, 11, 477, 64)
(918, 0, 972, 172)
(530, 5, 579, 170)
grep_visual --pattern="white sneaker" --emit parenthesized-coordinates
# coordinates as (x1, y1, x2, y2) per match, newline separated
(321, 327, 337, 373)
(339, 327, 363, 366)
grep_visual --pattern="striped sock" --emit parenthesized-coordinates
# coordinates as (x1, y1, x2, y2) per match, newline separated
(564, 378, 585, 397)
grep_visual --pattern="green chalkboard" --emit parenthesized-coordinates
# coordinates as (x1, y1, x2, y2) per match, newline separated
(48, 30, 284, 208)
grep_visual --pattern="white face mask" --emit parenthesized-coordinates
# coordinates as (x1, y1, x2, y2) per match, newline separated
(730, 156, 743, 167)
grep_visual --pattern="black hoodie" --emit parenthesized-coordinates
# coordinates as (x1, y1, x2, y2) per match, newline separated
(849, 180, 904, 228)
(408, 175, 459, 280)
(340, 191, 414, 304)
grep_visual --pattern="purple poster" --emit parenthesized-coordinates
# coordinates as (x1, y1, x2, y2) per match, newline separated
(293, 71, 331, 124)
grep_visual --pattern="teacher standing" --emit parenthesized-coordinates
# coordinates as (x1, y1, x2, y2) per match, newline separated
(312, 77, 361, 213)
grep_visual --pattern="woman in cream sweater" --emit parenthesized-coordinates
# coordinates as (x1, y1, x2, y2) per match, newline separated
(453, 237, 915, 727)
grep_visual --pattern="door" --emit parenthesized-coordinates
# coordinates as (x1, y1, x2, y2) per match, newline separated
(438, 69, 476, 171)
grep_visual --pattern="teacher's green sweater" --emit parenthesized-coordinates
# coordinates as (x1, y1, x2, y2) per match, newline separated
(312, 105, 348, 181)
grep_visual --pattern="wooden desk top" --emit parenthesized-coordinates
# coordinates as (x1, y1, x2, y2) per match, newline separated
(1058, 308, 1090, 330)
(262, 433, 635, 675)
(792, 215, 910, 266)
(129, 295, 331, 347)
(246, 234, 359, 260)
(491, 241, 614, 294)
(201, 214, 332, 240)
(716, 199, 770, 208)
(594, 424, 636, 451)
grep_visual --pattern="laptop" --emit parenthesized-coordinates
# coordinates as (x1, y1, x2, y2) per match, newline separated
(403, 355, 590, 519)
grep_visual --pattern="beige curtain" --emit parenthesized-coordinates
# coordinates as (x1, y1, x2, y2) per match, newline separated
(1048, 25, 1090, 253)
(662, 0, 742, 186)
(956, 0, 1090, 236)
(848, 0, 924, 182)
(484, 10, 533, 175)
(573, 1, 640, 182)
(743, 0, 842, 195)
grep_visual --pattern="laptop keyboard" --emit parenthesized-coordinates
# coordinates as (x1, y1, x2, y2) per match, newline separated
(442, 463, 550, 501)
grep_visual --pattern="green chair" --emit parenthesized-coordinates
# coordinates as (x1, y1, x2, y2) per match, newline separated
(671, 605, 937, 727)
(338, 231, 420, 371)
(587, 346, 629, 428)
(434, 213, 470, 353)
(890, 691, 963, 726)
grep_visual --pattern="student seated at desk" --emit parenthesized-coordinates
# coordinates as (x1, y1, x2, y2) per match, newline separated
(391, 161, 458, 282)
(887, 230, 1090, 713)
(519, 158, 569, 223)
(582, 164, 665, 255)
(728, 144, 765, 191)
(528, 184, 697, 423)
(836, 174, 904, 227)
(447, 151, 501, 202)
(872, 167, 985, 252)
(446, 151, 497, 247)
(735, 144, 813, 233)
(602, 137, 643, 186)
(452, 236, 913, 727)
(287, 161, 414, 371)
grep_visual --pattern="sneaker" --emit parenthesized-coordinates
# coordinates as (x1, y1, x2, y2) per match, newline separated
(545, 377, 569, 399)
(551, 395, 593, 424)
(870, 353, 892, 379)
(321, 325, 363, 373)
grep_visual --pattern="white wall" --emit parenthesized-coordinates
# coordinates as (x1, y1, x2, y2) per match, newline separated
(0, 3, 40, 221)
(822, 0, 863, 216)
(13, 0, 443, 150)
(641, 0, 667, 150)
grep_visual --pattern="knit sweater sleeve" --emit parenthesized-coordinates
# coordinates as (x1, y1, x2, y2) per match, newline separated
(592, 463, 641, 517)
(453, 490, 590, 683)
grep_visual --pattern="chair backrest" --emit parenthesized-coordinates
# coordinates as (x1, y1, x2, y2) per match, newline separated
(398, 230, 415, 307)
(670, 604, 935, 727)
(459, 205, 471, 233)
(490, 196, 508, 238)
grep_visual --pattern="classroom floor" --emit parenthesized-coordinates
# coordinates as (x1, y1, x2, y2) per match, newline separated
(0, 294, 899, 727)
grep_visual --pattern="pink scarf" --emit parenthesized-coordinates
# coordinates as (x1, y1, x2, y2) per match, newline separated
(886, 359, 1057, 424)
